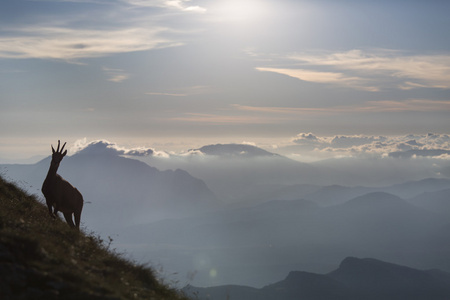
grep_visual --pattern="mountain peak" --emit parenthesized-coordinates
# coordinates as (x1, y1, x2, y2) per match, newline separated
(75, 140, 154, 157)
(194, 144, 280, 158)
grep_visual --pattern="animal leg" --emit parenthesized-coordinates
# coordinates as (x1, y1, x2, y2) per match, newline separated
(63, 212, 76, 228)
(74, 210, 81, 230)
(47, 203, 56, 219)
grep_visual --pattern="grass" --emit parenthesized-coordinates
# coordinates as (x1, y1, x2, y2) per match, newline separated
(0, 175, 191, 299)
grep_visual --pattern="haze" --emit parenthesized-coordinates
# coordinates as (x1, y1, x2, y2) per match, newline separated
(1, 0, 450, 296)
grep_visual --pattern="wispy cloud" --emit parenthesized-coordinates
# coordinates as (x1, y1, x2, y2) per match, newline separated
(145, 85, 212, 97)
(234, 99, 450, 115)
(170, 113, 279, 124)
(0, 26, 179, 60)
(123, 0, 206, 12)
(256, 67, 378, 91)
(0, 0, 207, 61)
(167, 99, 450, 125)
(103, 67, 130, 82)
(255, 49, 450, 91)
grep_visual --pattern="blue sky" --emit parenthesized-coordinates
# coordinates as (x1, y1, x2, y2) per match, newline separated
(1, 0, 450, 159)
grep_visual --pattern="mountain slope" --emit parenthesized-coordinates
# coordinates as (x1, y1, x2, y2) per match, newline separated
(329, 257, 450, 299)
(408, 188, 450, 216)
(0, 175, 188, 300)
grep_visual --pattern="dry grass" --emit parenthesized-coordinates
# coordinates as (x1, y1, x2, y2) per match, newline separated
(0, 175, 190, 299)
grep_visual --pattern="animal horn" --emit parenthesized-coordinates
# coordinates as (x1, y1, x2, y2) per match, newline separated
(52, 145, 55, 154)
(60, 142, 67, 153)
(56, 140, 61, 152)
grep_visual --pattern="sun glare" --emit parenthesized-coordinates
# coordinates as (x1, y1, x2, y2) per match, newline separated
(212, 0, 270, 23)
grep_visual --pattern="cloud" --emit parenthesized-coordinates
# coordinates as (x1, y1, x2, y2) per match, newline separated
(171, 100, 450, 127)
(0, 26, 180, 60)
(103, 67, 130, 82)
(170, 113, 280, 124)
(145, 85, 212, 97)
(0, 0, 207, 61)
(72, 139, 156, 156)
(234, 99, 450, 116)
(285, 133, 450, 159)
(255, 49, 450, 91)
(256, 67, 377, 91)
(123, 0, 206, 12)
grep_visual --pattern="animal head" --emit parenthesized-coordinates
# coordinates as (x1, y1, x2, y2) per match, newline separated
(51, 140, 67, 167)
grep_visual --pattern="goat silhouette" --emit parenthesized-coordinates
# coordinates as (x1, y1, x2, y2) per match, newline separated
(42, 140, 84, 229)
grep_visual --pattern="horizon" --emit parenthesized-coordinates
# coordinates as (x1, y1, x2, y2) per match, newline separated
(1, 0, 449, 161)
(1, 132, 450, 164)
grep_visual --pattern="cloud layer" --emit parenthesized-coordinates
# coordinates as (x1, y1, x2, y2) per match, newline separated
(288, 132, 450, 159)
(71, 133, 450, 164)
(256, 49, 450, 91)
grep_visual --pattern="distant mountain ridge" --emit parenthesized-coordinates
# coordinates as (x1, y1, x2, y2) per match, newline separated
(118, 190, 450, 287)
(185, 257, 450, 300)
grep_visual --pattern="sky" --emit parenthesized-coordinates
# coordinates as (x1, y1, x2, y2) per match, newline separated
(1, 0, 450, 160)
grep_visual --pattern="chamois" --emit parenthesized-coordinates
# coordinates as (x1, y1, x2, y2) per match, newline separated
(42, 140, 84, 229)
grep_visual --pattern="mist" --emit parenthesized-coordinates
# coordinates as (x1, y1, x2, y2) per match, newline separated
(1, 140, 450, 289)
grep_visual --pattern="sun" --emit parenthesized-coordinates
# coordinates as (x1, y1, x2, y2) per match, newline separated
(211, 0, 270, 24)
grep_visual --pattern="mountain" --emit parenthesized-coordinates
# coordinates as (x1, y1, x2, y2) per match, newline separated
(248, 178, 450, 208)
(408, 188, 450, 216)
(185, 257, 450, 300)
(329, 257, 450, 299)
(115, 192, 450, 287)
(137, 143, 323, 203)
(0, 145, 219, 232)
(383, 178, 450, 199)
(194, 143, 281, 158)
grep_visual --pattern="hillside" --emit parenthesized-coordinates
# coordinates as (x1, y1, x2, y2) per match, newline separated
(0, 176, 188, 300)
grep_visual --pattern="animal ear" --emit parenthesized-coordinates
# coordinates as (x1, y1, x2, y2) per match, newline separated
(52, 145, 55, 154)
(62, 150, 67, 157)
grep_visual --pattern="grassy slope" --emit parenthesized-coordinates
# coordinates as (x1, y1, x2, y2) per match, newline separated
(0, 175, 189, 300)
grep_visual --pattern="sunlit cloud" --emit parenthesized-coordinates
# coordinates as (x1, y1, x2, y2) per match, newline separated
(72, 138, 159, 156)
(284, 132, 450, 160)
(124, 0, 206, 12)
(256, 67, 377, 91)
(0, 0, 208, 62)
(0, 26, 180, 60)
(256, 49, 450, 91)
